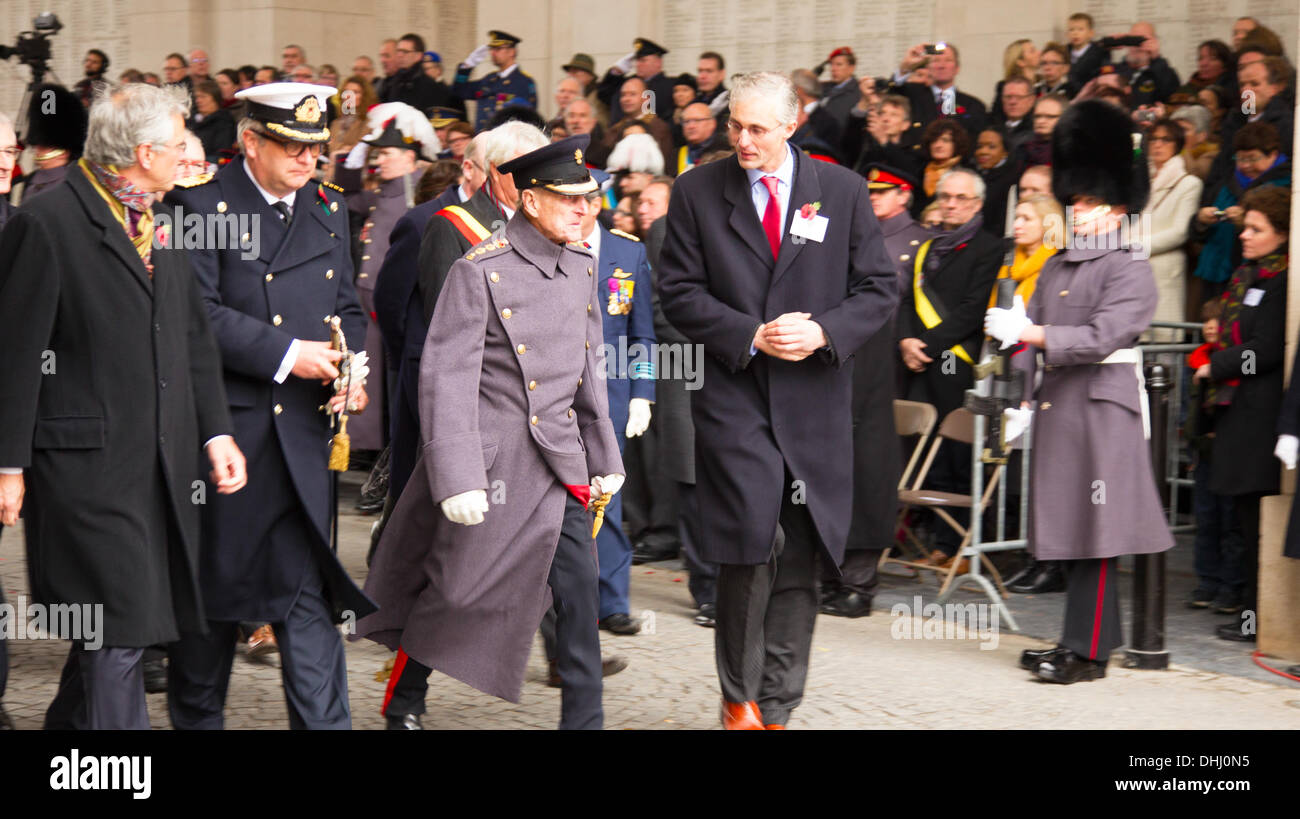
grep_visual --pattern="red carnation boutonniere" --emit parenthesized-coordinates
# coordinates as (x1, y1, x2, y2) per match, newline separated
(154, 223, 170, 248)
(799, 201, 822, 220)
(955, 105, 967, 115)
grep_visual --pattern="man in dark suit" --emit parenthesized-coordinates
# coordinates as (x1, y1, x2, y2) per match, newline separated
(818, 47, 862, 147)
(165, 83, 376, 729)
(0, 82, 245, 729)
(598, 38, 676, 124)
(659, 72, 897, 729)
(892, 43, 987, 142)
(897, 167, 1002, 561)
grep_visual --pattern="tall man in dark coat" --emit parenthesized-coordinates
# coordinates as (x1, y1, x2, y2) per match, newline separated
(659, 72, 898, 729)
(897, 167, 1002, 561)
(355, 134, 624, 730)
(891, 44, 988, 142)
(165, 82, 376, 729)
(0, 82, 246, 729)
(821, 166, 921, 617)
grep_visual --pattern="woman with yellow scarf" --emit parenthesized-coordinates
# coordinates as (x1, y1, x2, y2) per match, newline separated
(989, 194, 1063, 309)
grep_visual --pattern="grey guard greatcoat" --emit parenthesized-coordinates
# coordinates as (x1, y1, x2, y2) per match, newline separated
(1015, 238, 1175, 560)
(354, 213, 623, 702)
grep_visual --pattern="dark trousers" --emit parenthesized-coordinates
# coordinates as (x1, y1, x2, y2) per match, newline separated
(167, 570, 350, 729)
(1060, 558, 1122, 663)
(825, 549, 882, 597)
(595, 430, 633, 618)
(1191, 460, 1239, 596)
(678, 481, 717, 608)
(390, 494, 603, 729)
(715, 483, 822, 726)
(621, 417, 681, 551)
(1225, 493, 1262, 611)
(44, 644, 149, 730)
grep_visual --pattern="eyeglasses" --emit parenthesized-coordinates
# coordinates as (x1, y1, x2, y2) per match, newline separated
(149, 139, 189, 154)
(396, 48, 417, 55)
(177, 159, 209, 175)
(259, 133, 325, 158)
(937, 193, 980, 203)
(727, 119, 786, 140)
(0, 147, 21, 162)
(682, 117, 713, 125)
(1234, 152, 1270, 164)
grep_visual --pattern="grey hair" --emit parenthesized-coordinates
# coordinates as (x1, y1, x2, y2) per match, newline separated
(937, 167, 986, 201)
(0, 111, 13, 134)
(729, 71, 799, 125)
(789, 69, 822, 100)
(83, 82, 190, 167)
(480, 120, 548, 168)
(1170, 104, 1211, 136)
(465, 131, 489, 167)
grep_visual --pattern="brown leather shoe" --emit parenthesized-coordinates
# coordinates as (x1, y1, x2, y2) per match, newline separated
(720, 700, 764, 730)
(247, 625, 278, 658)
(929, 550, 969, 574)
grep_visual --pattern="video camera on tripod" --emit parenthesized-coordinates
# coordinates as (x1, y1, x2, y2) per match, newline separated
(0, 12, 62, 83)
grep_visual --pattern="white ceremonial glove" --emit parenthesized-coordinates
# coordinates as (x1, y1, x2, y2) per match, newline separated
(1003, 407, 1033, 446)
(343, 140, 370, 170)
(591, 474, 625, 498)
(626, 398, 652, 438)
(1275, 435, 1298, 470)
(440, 489, 489, 525)
(613, 51, 637, 74)
(345, 352, 370, 412)
(984, 294, 1031, 350)
(463, 44, 490, 69)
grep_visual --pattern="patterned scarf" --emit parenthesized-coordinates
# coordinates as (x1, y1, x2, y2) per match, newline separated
(80, 157, 156, 273)
(1205, 247, 1288, 407)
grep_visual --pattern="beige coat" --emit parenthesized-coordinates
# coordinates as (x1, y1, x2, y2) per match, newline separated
(1143, 154, 1203, 326)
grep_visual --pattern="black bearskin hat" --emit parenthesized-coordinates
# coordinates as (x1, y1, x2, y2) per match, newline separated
(25, 84, 88, 158)
(1051, 99, 1148, 213)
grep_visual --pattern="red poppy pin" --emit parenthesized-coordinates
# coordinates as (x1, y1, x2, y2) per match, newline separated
(155, 224, 170, 248)
(799, 201, 822, 220)
(316, 184, 331, 215)
(956, 105, 967, 115)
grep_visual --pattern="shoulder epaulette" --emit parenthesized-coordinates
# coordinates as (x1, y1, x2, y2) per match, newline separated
(609, 228, 641, 242)
(321, 180, 344, 194)
(173, 172, 214, 188)
(463, 235, 511, 261)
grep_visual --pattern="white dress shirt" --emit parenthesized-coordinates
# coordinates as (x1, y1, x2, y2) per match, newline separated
(581, 223, 602, 259)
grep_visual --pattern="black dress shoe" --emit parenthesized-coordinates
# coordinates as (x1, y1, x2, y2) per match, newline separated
(355, 494, 386, 515)
(142, 657, 168, 694)
(819, 590, 873, 618)
(1008, 561, 1065, 594)
(599, 613, 642, 635)
(1036, 651, 1107, 683)
(631, 542, 679, 564)
(1216, 622, 1256, 642)
(0, 704, 12, 730)
(1002, 558, 1039, 589)
(694, 603, 716, 628)
(386, 713, 423, 730)
(1019, 645, 1068, 671)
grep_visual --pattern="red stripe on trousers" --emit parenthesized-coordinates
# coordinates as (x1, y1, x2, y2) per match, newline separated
(381, 648, 410, 716)
(1089, 561, 1108, 660)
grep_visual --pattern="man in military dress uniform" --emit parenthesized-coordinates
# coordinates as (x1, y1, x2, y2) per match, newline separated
(354, 134, 624, 730)
(821, 165, 918, 617)
(454, 31, 538, 133)
(598, 38, 675, 124)
(165, 82, 376, 729)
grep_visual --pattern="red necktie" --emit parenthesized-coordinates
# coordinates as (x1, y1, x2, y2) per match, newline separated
(761, 175, 781, 259)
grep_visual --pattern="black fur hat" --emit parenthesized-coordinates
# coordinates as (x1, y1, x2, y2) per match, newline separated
(25, 84, 88, 158)
(1051, 99, 1148, 213)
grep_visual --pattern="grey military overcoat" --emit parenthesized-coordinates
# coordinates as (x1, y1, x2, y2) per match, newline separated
(353, 213, 623, 702)
(1016, 239, 1174, 560)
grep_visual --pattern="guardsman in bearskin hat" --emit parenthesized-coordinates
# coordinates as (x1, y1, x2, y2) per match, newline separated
(165, 82, 376, 727)
(19, 83, 87, 202)
(985, 99, 1173, 683)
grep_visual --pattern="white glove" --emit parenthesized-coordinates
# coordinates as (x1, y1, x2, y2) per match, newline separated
(1275, 435, 1298, 470)
(343, 140, 369, 170)
(613, 51, 637, 74)
(463, 44, 490, 69)
(590, 474, 625, 498)
(984, 294, 1031, 350)
(440, 489, 489, 525)
(1003, 407, 1033, 445)
(626, 398, 652, 438)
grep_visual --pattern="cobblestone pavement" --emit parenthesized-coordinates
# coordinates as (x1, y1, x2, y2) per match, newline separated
(3, 479, 1300, 730)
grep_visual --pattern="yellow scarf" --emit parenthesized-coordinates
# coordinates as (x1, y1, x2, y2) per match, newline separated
(79, 157, 155, 268)
(989, 243, 1055, 308)
(923, 157, 960, 196)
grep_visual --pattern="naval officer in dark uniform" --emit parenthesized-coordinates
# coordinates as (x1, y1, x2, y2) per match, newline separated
(354, 134, 624, 730)
(165, 82, 377, 729)
(453, 31, 538, 133)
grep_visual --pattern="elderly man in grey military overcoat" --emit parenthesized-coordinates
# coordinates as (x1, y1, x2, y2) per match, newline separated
(986, 99, 1174, 684)
(354, 133, 624, 730)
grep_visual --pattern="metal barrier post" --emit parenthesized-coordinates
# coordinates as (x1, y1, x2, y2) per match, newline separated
(1125, 361, 1171, 670)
